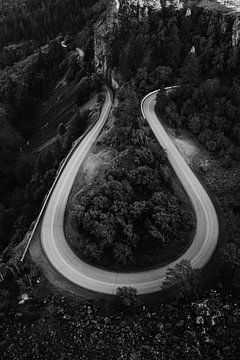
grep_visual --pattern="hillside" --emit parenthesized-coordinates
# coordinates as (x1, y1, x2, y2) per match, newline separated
(0, 0, 240, 359)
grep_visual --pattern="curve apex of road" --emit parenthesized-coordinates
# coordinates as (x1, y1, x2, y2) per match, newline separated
(40, 86, 219, 296)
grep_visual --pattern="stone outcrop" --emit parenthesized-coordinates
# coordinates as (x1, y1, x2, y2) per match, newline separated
(93, 0, 240, 86)
(93, 0, 161, 84)
(232, 16, 240, 46)
(94, 1, 119, 82)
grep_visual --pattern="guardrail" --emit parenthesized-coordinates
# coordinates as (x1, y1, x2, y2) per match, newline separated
(20, 85, 113, 263)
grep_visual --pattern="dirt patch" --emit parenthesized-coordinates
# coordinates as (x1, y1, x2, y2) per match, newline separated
(66, 100, 119, 205)
(69, 149, 113, 203)
(65, 129, 115, 254)
(82, 150, 112, 182)
(168, 128, 206, 165)
(168, 124, 240, 261)
(174, 137, 198, 163)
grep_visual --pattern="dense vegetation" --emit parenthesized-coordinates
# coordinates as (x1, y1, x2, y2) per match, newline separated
(0, 0, 104, 47)
(156, 62, 240, 159)
(1, 0, 240, 359)
(97, 0, 240, 289)
(69, 86, 193, 269)
(1, 283, 240, 360)
(0, 1, 106, 256)
(68, 0, 240, 272)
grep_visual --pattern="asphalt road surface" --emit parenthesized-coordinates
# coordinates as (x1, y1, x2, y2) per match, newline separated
(40, 88, 219, 295)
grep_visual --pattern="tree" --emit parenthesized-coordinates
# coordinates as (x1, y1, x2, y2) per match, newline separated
(113, 243, 134, 265)
(155, 87, 168, 113)
(41, 150, 55, 171)
(76, 76, 92, 106)
(201, 78, 220, 104)
(15, 154, 34, 187)
(116, 286, 140, 311)
(165, 17, 181, 69)
(0, 205, 8, 251)
(162, 260, 202, 301)
(83, 242, 103, 262)
(153, 66, 172, 88)
(69, 109, 89, 138)
(180, 51, 200, 88)
(0, 288, 10, 310)
(188, 115, 202, 135)
(53, 138, 65, 162)
(165, 101, 180, 127)
(219, 243, 240, 291)
(91, 73, 102, 92)
(58, 122, 66, 135)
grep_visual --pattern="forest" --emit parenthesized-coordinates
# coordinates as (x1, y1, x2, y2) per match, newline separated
(69, 86, 194, 269)
(97, 1, 240, 290)
(0, 3, 108, 279)
(0, 0, 240, 359)
(68, 1, 240, 274)
(0, 0, 104, 47)
(156, 59, 240, 159)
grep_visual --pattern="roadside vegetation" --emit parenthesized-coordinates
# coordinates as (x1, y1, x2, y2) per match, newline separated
(154, 32, 240, 294)
(103, 0, 240, 294)
(67, 86, 194, 269)
(0, 0, 106, 256)
(1, 280, 240, 360)
(1, 1, 240, 359)
(0, 0, 104, 48)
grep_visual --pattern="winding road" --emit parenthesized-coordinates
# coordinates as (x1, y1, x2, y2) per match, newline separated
(30, 86, 219, 296)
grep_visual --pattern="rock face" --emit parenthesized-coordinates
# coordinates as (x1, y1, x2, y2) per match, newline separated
(93, 0, 161, 84)
(94, 1, 119, 82)
(93, 0, 240, 84)
(125, 0, 161, 10)
(232, 16, 240, 46)
(94, 22, 109, 78)
(220, 15, 228, 34)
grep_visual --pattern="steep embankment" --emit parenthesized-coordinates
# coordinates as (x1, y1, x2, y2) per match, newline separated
(94, 0, 240, 88)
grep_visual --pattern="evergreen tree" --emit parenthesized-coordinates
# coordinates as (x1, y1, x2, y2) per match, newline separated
(180, 50, 200, 87)
(162, 260, 202, 301)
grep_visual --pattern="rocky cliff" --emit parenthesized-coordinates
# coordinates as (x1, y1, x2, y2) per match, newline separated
(232, 16, 240, 46)
(94, 0, 240, 86)
(94, 1, 118, 83)
(94, 0, 163, 85)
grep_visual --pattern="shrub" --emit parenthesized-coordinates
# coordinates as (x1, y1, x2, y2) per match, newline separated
(162, 260, 202, 302)
(116, 286, 140, 310)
